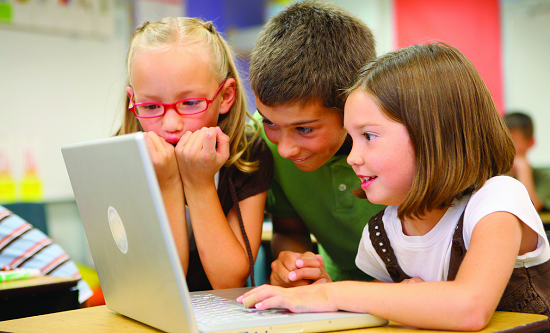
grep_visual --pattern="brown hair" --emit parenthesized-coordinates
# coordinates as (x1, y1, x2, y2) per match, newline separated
(347, 42, 515, 220)
(503, 111, 534, 139)
(116, 17, 260, 173)
(250, 0, 376, 114)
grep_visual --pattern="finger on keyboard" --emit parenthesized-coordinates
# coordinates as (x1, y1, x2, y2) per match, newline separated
(243, 294, 259, 309)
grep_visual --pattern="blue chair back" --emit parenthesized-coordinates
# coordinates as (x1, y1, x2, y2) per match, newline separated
(3, 202, 49, 235)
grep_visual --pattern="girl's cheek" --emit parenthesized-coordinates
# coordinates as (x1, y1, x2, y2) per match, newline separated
(139, 119, 161, 135)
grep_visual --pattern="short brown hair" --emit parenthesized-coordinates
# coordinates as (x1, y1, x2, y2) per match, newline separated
(503, 111, 534, 139)
(347, 43, 515, 220)
(250, 0, 376, 114)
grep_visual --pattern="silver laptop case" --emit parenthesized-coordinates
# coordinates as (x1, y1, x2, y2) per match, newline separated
(62, 133, 387, 333)
(63, 132, 196, 332)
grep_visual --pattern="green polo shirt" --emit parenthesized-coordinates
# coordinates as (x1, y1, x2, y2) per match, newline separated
(534, 167, 550, 212)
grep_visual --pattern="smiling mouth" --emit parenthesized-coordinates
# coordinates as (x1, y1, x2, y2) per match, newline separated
(359, 175, 377, 190)
(290, 155, 312, 162)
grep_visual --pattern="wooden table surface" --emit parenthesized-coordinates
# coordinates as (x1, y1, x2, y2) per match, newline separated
(0, 305, 548, 333)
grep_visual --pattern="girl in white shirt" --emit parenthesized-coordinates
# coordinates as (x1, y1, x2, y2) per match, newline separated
(238, 42, 550, 331)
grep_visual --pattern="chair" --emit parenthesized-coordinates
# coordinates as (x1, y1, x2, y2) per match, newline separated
(1, 202, 104, 306)
(3, 202, 49, 235)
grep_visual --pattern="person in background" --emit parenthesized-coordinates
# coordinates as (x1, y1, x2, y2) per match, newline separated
(239, 43, 550, 331)
(0, 206, 93, 304)
(250, 0, 384, 287)
(503, 111, 550, 212)
(116, 17, 273, 290)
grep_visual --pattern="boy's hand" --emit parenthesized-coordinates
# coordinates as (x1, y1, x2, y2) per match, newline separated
(270, 251, 332, 287)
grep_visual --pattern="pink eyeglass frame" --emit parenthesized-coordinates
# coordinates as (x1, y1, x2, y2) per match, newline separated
(129, 81, 226, 118)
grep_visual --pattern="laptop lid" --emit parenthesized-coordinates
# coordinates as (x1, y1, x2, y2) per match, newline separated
(62, 133, 387, 333)
(63, 132, 195, 332)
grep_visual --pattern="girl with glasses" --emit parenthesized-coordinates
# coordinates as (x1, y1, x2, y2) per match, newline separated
(116, 17, 273, 291)
(238, 43, 550, 330)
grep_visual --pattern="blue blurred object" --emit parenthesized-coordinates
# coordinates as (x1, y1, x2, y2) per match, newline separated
(3, 202, 48, 236)
(247, 243, 270, 287)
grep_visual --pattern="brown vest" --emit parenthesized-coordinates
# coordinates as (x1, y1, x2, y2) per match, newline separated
(369, 209, 550, 316)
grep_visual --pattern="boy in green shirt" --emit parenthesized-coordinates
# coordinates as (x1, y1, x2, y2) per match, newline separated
(250, 0, 385, 286)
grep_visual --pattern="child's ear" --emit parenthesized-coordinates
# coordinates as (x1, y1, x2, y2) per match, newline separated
(528, 137, 535, 149)
(219, 78, 236, 115)
(126, 86, 134, 99)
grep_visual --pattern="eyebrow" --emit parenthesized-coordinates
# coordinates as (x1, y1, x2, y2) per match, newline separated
(256, 109, 321, 126)
(345, 122, 382, 131)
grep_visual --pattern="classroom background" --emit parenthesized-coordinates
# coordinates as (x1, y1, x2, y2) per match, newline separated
(1, 0, 549, 268)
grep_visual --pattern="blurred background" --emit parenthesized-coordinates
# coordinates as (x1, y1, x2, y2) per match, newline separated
(1, 0, 549, 266)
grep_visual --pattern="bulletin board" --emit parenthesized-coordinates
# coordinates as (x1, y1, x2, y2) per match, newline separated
(1, 0, 121, 203)
(0, 0, 113, 39)
(0, 0, 187, 203)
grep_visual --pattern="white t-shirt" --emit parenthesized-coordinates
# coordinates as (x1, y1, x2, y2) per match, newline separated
(356, 176, 550, 282)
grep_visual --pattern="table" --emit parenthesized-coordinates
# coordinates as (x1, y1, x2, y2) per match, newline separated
(0, 305, 547, 333)
(0, 276, 80, 321)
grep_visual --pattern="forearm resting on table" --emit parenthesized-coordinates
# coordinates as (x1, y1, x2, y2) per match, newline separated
(328, 280, 495, 331)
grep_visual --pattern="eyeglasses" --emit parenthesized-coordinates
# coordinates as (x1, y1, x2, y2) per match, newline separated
(129, 81, 226, 118)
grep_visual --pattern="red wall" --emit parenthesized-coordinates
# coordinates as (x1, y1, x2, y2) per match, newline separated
(394, 0, 504, 113)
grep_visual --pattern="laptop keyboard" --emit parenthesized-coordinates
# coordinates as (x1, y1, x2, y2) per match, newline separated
(191, 293, 290, 325)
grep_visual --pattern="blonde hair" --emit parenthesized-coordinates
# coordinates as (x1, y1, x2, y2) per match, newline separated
(116, 17, 260, 173)
(347, 43, 515, 221)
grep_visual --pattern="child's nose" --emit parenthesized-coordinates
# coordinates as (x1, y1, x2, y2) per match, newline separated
(347, 146, 362, 166)
(162, 108, 184, 133)
(277, 133, 300, 159)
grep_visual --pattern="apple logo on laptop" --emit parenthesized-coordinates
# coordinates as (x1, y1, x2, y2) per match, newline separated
(108, 206, 129, 254)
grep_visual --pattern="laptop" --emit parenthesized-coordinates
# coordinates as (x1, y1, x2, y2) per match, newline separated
(61, 132, 388, 333)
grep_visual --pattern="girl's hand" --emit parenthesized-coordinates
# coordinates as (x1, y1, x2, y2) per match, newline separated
(143, 132, 181, 187)
(175, 127, 230, 188)
(237, 284, 338, 313)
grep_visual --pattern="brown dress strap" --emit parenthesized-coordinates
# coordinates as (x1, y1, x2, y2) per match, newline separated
(447, 211, 466, 281)
(369, 210, 412, 282)
(369, 209, 466, 282)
